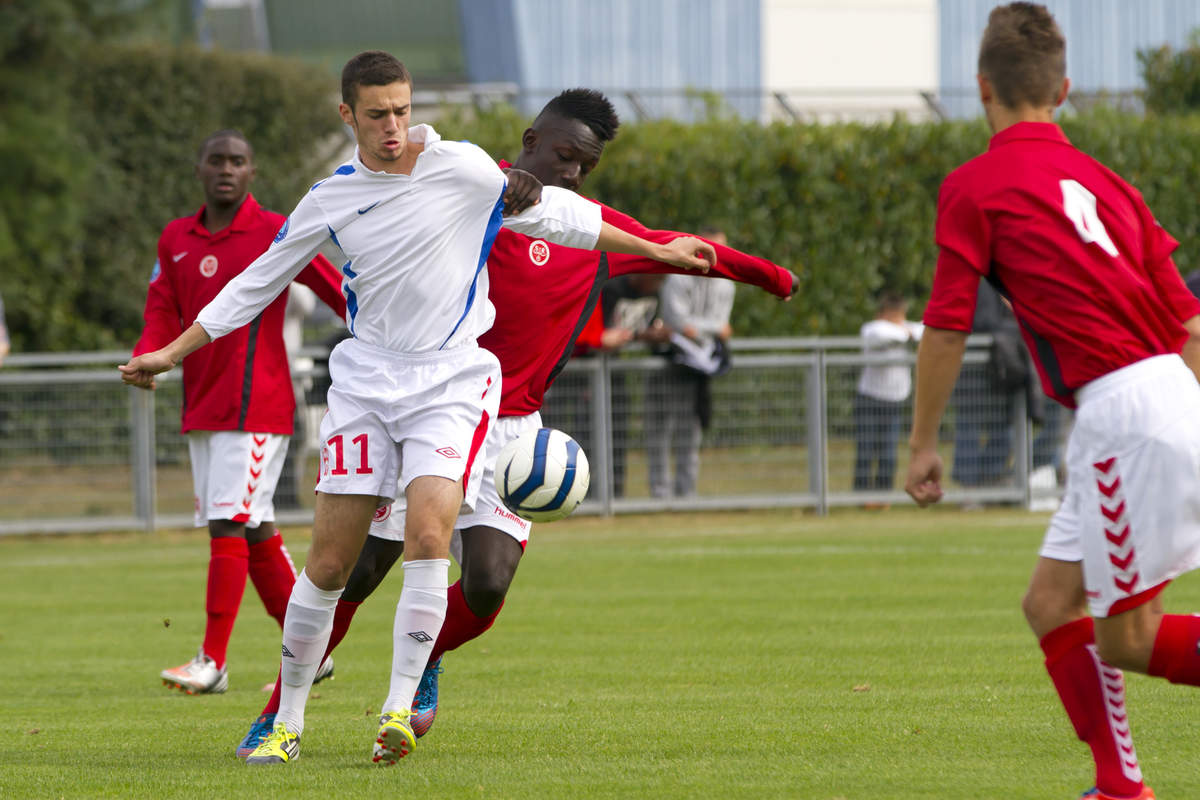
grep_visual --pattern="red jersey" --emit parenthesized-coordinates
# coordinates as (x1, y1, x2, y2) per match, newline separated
(135, 194, 346, 434)
(484, 172, 793, 417)
(924, 122, 1200, 408)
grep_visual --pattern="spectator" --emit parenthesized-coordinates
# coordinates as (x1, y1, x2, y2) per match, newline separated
(646, 228, 735, 498)
(132, 129, 345, 695)
(601, 272, 670, 497)
(951, 280, 1025, 493)
(853, 290, 923, 500)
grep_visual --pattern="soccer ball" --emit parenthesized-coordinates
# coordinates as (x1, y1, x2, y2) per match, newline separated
(495, 427, 590, 522)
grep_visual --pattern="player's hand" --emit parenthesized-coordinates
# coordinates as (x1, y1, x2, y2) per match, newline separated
(500, 168, 543, 216)
(659, 236, 714, 272)
(905, 447, 944, 507)
(639, 318, 672, 345)
(782, 270, 799, 301)
(118, 351, 175, 390)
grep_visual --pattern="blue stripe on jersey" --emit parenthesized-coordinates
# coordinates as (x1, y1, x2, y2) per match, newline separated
(329, 226, 358, 335)
(438, 185, 505, 350)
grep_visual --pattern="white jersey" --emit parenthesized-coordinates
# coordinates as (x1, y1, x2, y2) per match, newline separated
(196, 124, 602, 354)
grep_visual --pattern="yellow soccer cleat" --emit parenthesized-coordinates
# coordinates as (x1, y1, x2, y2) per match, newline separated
(244, 721, 299, 765)
(372, 710, 416, 765)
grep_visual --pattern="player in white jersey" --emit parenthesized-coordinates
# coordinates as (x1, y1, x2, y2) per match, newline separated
(119, 50, 715, 766)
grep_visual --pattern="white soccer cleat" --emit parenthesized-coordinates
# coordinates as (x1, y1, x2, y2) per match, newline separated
(160, 647, 228, 694)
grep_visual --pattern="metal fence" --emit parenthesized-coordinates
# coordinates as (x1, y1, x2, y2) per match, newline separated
(0, 337, 1066, 535)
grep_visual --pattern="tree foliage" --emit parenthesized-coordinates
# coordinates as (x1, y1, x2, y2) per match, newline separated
(1139, 29, 1200, 114)
(0, 1, 342, 351)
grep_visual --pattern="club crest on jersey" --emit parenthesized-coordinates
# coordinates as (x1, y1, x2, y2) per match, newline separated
(373, 503, 392, 523)
(199, 255, 218, 277)
(528, 240, 550, 266)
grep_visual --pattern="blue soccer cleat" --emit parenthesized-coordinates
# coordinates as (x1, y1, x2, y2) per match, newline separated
(235, 713, 277, 759)
(410, 656, 442, 737)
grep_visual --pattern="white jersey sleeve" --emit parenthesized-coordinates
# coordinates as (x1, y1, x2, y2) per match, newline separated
(502, 186, 601, 250)
(195, 193, 332, 339)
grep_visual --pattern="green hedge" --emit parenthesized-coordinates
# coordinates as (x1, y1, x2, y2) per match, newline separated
(1, 42, 342, 352)
(441, 105, 1200, 336)
(7, 49, 1200, 351)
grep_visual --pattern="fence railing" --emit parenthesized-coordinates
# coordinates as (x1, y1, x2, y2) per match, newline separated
(0, 336, 1064, 535)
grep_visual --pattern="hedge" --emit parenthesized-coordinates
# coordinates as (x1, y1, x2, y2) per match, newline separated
(7, 46, 1200, 350)
(1, 42, 343, 352)
(440, 105, 1200, 337)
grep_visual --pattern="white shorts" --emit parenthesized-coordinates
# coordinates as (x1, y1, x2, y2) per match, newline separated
(187, 430, 289, 528)
(316, 337, 500, 509)
(370, 411, 540, 544)
(1039, 354, 1200, 617)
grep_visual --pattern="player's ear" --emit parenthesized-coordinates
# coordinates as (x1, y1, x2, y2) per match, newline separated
(338, 102, 356, 128)
(976, 73, 992, 106)
(1054, 77, 1070, 108)
(520, 127, 538, 153)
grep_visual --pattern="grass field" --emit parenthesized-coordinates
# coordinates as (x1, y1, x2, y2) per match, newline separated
(2, 508, 1198, 799)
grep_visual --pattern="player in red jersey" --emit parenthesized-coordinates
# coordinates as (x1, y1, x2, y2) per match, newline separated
(234, 89, 798, 755)
(905, 6, 1200, 799)
(135, 130, 346, 696)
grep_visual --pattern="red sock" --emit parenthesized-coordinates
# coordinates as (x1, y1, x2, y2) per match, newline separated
(261, 599, 361, 715)
(429, 580, 502, 663)
(202, 537, 249, 670)
(1147, 613, 1200, 685)
(1040, 618, 1143, 797)
(247, 533, 297, 628)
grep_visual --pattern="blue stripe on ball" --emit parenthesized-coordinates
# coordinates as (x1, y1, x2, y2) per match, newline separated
(506, 428, 551, 506)
(526, 438, 579, 512)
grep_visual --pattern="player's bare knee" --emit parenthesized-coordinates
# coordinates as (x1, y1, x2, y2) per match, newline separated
(462, 576, 509, 617)
(1094, 635, 1146, 673)
(1021, 584, 1084, 638)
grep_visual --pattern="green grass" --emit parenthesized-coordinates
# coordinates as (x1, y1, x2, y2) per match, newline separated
(1, 509, 1198, 798)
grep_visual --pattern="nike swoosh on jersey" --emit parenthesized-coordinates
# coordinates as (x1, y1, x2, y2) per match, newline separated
(357, 202, 380, 215)
(172, 252, 188, 262)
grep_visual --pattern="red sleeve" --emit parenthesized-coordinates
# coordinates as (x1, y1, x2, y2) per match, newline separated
(924, 174, 987, 331)
(573, 303, 605, 355)
(934, 173, 991, 275)
(1135, 196, 1200, 323)
(133, 230, 183, 356)
(296, 253, 347, 318)
(599, 204, 792, 298)
(922, 248, 981, 331)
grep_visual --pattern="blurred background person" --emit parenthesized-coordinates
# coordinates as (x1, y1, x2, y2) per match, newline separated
(646, 227, 735, 499)
(853, 290, 922, 503)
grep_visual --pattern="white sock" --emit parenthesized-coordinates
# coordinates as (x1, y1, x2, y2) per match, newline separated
(276, 570, 342, 735)
(382, 559, 450, 713)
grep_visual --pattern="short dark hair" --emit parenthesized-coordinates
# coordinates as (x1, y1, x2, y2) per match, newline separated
(535, 88, 620, 143)
(877, 290, 908, 313)
(978, 2, 1066, 109)
(341, 50, 412, 109)
(197, 129, 252, 162)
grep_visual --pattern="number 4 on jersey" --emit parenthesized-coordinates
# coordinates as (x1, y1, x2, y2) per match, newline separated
(1060, 179, 1118, 257)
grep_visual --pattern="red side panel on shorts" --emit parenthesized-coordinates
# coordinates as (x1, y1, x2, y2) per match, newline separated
(463, 409, 490, 495)
(1107, 580, 1170, 617)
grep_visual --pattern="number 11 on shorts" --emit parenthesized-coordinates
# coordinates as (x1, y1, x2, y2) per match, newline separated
(324, 433, 373, 476)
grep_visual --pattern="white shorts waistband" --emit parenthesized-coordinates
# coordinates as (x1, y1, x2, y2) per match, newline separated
(1075, 354, 1186, 407)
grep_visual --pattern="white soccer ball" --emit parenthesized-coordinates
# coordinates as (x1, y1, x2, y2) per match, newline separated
(495, 427, 590, 522)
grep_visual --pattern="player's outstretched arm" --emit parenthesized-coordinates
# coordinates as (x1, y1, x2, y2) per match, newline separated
(596, 223, 715, 272)
(118, 323, 212, 389)
(905, 326, 969, 507)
